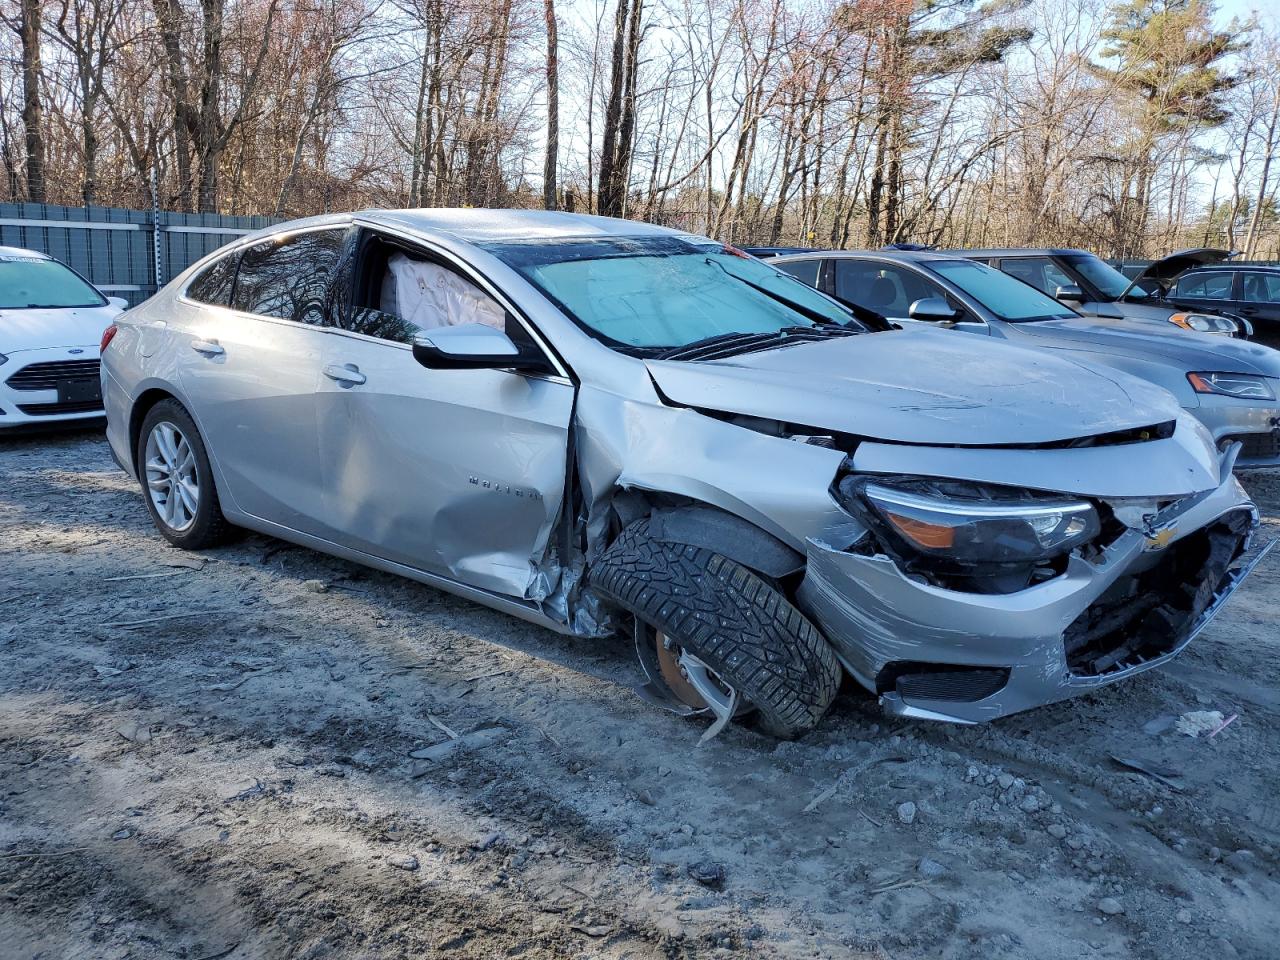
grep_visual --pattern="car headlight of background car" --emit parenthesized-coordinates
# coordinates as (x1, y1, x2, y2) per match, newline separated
(1169, 313, 1238, 336)
(1187, 372, 1275, 400)
(835, 476, 1101, 592)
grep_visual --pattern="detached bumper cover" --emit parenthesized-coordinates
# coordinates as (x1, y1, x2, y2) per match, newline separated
(798, 475, 1262, 724)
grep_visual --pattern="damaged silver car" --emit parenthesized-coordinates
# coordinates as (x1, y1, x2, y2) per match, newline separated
(101, 210, 1271, 736)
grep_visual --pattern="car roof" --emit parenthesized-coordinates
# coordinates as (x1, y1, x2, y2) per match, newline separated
(234, 209, 686, 249)
(367, 208, 679, 243)
(943, 248, 1093, 258)
(1181, 262, 1280, 273)
(772, 249, 963, 264)
(0, 245, 51, 260)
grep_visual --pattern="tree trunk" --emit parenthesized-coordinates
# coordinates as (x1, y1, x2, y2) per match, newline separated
(19, 0, 46, 203)
(542, 0, 559, 210)
(1244, 93, 1280, 258)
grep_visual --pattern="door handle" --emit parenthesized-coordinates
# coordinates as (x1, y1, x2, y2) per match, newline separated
(191, 339, 224, 356)
(324, 363, 366, 386)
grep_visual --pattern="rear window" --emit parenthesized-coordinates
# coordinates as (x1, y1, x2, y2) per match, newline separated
(186, 253, 238, 306)
(774, 258, 821, 287)
(231, 229, 347, 324)
(0, 256, 105, 309)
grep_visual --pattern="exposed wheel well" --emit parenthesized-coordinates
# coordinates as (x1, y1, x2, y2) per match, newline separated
(603, 492, 805, 583)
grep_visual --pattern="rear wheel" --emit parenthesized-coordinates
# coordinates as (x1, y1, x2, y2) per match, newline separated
(592, 519, 841, 738)
(136, 400, 233, 549)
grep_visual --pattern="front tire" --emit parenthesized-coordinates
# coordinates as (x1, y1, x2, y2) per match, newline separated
(591, 519, 841, 738)
(136, 400, 233, 549)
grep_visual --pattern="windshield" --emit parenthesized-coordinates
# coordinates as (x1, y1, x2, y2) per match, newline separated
(930, 260, 1077, 322)
(1060, 253, 1132, 300)
(0, 256, 105, 309)
(481, 236, 857, 352)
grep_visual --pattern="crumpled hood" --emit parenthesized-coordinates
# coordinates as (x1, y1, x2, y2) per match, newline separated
(645, 327, 1184, 446)
(0, 304, 121, 353)
(1017, 317, 1280, 378)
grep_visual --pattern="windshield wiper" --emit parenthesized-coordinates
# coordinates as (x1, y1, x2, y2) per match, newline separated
(654, 326, 856, 362)
(705, 257, 857, 327)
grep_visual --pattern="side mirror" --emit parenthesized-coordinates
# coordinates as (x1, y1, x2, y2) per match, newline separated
(107, 296, 130, 310)
(908, 297, 960, 322)
(1054, 284, 1084, 303)
(412, 323, 550, 372)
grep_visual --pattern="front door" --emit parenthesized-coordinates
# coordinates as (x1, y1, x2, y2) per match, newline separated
(315, 228, 574, 599)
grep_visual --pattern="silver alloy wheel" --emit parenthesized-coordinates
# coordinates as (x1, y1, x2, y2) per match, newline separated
(677, 650, 739, 718)
(144, 420, 199, 532)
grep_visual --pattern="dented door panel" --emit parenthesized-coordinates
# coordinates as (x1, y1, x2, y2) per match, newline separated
(316, 335, 573, 598)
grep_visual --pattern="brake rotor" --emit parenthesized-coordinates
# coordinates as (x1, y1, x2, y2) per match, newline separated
(653, 630, 710, 710)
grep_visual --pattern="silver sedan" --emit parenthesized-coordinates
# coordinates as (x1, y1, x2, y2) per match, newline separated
(100, 210, 1265, 734)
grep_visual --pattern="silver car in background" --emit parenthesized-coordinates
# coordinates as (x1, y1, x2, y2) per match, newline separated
(773, 249, 1280, 468)
(101, 210, 1265, 733)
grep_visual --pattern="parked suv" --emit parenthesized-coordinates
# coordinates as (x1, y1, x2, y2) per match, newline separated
(101, 211, 1263, 734)
(959, 248, 1245, 337)
(1164, 262, 1280, 348)
(773, 249, 1280, 468)
(0, 246, 127, 430)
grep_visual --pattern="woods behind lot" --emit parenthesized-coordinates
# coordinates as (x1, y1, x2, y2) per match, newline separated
(1, 0, 1279, 258)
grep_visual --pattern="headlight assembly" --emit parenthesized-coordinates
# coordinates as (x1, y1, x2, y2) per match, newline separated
(838, 477, 1100, 568)
(1169, 313, 1238, 336)
(1187, 372, 1275, 400)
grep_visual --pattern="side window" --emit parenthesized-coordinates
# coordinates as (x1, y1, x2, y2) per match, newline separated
(1241, 272, 1280, 303)
(343, 234, 515, 347)
(186, 253, 238, 306)
(231, 228, 346, 324)
(834, 260, 941, 316)
(1173, 271, 1233, 299)
(774, 258, 820, 288)
(1000, 257, 1071, 295)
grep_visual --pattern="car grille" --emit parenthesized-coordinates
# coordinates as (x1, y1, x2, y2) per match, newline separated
(1063, 512, 1251, 676)
(5, 359, 100, 391)
(15, 400, 104, 416)
(894, 668, 1009, 702)
(1223, 432, 1280, 462)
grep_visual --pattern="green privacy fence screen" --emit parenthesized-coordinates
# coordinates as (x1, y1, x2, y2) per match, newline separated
(0, 203, 282, 307)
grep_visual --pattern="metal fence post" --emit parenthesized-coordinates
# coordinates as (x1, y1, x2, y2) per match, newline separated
(151, 167, 163, 288)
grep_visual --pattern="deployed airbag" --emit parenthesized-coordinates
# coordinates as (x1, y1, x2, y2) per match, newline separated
(383, 253, 505, 331)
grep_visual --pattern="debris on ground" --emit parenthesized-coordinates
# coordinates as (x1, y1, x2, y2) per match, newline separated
(1098, 897, 1125, 916)
(1175, 710, 1225, 737)
(686, 860, 726, 889)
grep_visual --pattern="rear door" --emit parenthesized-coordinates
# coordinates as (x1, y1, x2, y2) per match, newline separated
(314, 227, 574, 599)
(175, 224, 349, 537)
(1233, 270, 1280, 347)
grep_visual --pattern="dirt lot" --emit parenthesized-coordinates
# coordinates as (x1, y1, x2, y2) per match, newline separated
(2, 429, 1279, 960)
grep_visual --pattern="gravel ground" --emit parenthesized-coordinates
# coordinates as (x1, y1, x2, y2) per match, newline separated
(2, 428, 1279, 960)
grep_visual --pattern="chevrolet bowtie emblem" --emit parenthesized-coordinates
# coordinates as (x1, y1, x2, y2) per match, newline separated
(1145, 527, 1176, 550)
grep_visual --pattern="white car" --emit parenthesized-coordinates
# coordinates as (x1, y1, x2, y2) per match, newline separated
(0, 246, 126, 431)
